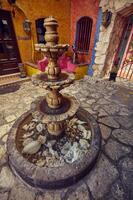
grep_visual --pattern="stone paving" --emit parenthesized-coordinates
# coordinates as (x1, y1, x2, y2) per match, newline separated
(0, 76, 133, 200)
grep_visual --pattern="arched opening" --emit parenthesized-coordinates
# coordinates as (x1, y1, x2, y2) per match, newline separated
(103, 7, 133, 81)
(73, 16, 93, 64)
(116, 15, 133, 80)
(74, 16, 93, 53)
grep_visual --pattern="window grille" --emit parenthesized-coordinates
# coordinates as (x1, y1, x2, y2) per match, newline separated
(74, 16, 93, 53)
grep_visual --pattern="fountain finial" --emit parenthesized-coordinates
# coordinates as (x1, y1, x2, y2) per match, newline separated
(44, 16, 59, 46)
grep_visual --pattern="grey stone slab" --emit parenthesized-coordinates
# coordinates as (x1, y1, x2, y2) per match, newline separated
(92, 104, 100, 111)
(101, 195, 116, 200)
(86, 99, 96, 105)
(121, 170, 133, 195)
(0, 153, 8, 167)
(5, 115, 16, 123)
(66, 183, 90, 200)
(0, 124, 11, 139)
(0, 113, 6, 126)
(119, 157, 133, 171)
(99, 124, 111, 140)
(0, 166, 15, 192)
(98, 116, 120, 128)
(112, 129, 133, 146)
(98, 109, 108, 117)
(103, 104, 120, 115)
(97, 98, 110, 105)
(115, 116, 133, 129)
(119, 107, 131, 116)
(80, 102, 90, 108)
(111, 179, 127, 200)
(91, 93, 101, 99)
(36, 192, 62, 200)
(104, 139, 131, 161)
(9, 182, 35, 200)
(87, 154, 118, 199)
(0, 192, 9, 200)
(119, 157, 133, 199)
(0, 145, 6, 160)
(83, 107, 96, 115)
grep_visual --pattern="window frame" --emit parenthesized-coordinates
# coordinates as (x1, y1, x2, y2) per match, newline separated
(74, 16, 93, 54)
(35, 18, 46, 44)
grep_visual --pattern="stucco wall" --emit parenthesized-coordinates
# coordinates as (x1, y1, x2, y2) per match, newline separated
(70, 0, 100, 62)
(2, 0, 71, 63)
(93, 0, 133, 77)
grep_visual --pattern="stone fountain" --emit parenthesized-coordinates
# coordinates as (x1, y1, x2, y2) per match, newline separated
(7, 17, 101, 189)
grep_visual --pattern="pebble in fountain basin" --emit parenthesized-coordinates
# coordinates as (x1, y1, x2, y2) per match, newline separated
(7, 108, 101, 189)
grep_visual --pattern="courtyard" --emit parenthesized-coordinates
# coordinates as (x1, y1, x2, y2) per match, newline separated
(0, 0, 133, 199)
(0, 76, 133, 200)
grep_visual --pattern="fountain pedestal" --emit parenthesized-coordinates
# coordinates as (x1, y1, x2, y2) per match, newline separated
(33, 16, 79, 136)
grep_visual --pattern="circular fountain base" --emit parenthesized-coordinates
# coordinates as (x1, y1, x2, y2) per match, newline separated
(7, 107, 101, 189)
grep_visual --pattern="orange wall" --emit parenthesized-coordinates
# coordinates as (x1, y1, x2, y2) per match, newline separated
(70, 0, 100, 62)
(2, 0, 71, 63)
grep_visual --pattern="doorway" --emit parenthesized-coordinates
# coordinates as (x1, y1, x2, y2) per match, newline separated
(117, 15, 133, 80)
(0, 10, 21, 76)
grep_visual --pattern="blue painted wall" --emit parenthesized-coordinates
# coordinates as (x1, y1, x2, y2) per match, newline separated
(88, 7, 102, 76)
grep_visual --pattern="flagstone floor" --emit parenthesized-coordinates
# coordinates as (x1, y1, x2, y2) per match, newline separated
(0, 76, 133, 200)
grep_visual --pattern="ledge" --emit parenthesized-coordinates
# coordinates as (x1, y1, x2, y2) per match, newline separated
(25, 62, 38, 69)
(75, 63, 89, 66)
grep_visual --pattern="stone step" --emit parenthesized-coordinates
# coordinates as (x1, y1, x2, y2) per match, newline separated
(0, 73, 30, 87)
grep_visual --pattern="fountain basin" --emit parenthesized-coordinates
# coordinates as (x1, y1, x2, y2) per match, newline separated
(7, 107, 101, 189)
(32, 72, 75, 90)
(31, 96, 79, 122)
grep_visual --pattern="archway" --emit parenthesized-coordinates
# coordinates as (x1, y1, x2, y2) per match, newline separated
(102, 5, 133, 80)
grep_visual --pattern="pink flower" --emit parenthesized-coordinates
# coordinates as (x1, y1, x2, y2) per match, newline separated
(38, 57, 48, 72)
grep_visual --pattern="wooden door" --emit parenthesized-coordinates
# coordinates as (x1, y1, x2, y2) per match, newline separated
(0, 10, 21, 75)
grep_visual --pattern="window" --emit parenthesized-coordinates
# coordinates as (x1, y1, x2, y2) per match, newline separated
(35, 18, 46, 44)
(74, 16, 93, 53)
(0, 19, 11, 40)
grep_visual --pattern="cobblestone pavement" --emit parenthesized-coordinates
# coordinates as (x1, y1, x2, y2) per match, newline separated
(0, 76, 133, 200)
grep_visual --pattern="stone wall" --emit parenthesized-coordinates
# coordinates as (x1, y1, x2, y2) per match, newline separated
(93, 0, 133, 77)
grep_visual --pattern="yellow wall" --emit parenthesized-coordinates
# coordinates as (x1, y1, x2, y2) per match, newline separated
(75, 65, 88, 80)
(2, 0, 71, 63)
(24, 64, 41, 77)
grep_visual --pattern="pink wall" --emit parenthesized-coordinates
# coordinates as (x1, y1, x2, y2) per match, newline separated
(70, 0, 100, 62)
